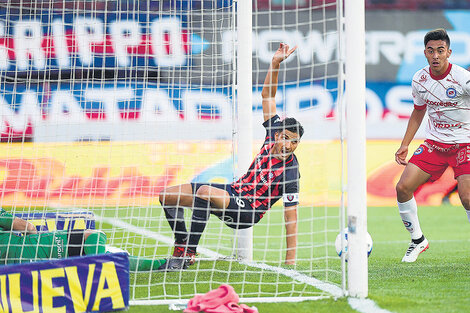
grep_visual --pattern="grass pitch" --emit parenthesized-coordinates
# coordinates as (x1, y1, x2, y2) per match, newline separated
(124, 204, 470, 313)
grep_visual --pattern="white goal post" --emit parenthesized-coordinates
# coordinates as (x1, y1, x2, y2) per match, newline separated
(235, 0, 254, 262)
(237, 0, 369, 298)
(345, 0, 368, 298)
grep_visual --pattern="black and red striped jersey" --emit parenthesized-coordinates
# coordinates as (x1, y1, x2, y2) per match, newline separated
(231, 115, 300, 218)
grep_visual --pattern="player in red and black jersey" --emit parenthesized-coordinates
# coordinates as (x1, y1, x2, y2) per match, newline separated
(232, 114, 301, 220)
(159, 43, 303, 270)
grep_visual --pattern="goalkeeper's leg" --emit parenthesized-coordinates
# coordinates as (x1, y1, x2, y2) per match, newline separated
(83, 230, 166, 271)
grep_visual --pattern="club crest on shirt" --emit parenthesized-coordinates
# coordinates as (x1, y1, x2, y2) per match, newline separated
(446, 87, 457, 98)
(419, 74, 427, 83)
(414, 147, 424, 155)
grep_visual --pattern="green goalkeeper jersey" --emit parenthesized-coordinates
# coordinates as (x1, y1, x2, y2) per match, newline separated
(0, 209, 71, 264)
(0, 209, 167, 270)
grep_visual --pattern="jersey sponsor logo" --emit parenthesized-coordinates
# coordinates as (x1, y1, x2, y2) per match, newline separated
(425, 99, 457, 107)
(54, 235, 65, 259)
(418, 90, 427, 94)
(260, 174, 268, 184)
(466, 80, 470, 85)
(256, 156, 262, 167)
(446, 87, 457, 98)
(414, 147, 424, 155)
(259, 170, 277, 185)
(283, 193, 299, 203)
(432, 121, 462, 129)
(423, 141, 460, 153)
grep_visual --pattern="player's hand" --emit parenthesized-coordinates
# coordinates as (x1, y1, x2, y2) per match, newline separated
(272, 43, 297, 65)
(395, 146, 408, 165)
(26, 222, 37, 235)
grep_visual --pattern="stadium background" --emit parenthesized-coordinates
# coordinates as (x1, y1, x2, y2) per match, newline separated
(1, 0, 469, 209)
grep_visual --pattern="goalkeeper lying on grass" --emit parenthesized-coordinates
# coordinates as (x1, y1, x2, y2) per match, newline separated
(0, 208, 166, 271)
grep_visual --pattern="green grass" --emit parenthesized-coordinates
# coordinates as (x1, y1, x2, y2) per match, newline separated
(119, 204, 470, 312)
(12, 203, 468, 312)
(367, 204, 470, 313)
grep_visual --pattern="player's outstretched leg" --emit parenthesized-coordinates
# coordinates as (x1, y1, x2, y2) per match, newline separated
(402, 236, 429, 262)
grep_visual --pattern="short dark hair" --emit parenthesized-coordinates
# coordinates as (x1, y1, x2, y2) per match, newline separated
(424, 28, 450, 48)
(276, 117, 304, 138)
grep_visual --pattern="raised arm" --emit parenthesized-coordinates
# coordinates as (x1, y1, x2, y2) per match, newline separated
(261, 43, 297, 122)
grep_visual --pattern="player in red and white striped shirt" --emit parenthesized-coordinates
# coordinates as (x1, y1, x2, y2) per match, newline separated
(158, 43, 304, 270)
(395, 28, 470, 262)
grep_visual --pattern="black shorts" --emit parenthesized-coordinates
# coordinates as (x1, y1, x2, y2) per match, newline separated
(191, 182, 261, 229)
(68, 230, 85, 257)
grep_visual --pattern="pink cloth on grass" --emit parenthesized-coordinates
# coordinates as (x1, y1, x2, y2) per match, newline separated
(184, 284, 258, 313)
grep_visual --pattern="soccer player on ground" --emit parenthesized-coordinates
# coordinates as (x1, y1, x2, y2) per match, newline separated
(159, 43, 303, 270)
(0, 208, 166, 271)
(395, 28, 470, 262)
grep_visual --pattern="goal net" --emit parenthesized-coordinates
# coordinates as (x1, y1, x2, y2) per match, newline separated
(0, 0, 347, 305)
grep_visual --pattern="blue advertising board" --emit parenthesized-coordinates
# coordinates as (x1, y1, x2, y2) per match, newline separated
(15, 212, 96, 233)
(0, 253, 129, 313)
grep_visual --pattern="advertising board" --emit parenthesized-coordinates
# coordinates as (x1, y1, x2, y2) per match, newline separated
(1, 10, 469, 141)
(0, 141, 458, 207)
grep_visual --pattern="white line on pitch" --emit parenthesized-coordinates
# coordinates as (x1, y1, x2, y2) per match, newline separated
(348, 298, 394, 313)
(96, 215, 393, 313)
(95, 215, 223, 259)
(375, 239, 470, 244)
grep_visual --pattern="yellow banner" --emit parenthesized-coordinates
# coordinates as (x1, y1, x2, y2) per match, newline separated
(0, 253, 129, 313)
(0, 140, 458, 207)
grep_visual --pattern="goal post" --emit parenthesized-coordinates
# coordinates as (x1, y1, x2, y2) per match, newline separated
(235, 0, 254, 261)
(345, 0, 368, 298)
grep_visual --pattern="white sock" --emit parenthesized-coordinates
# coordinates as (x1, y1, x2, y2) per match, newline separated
(398, 197, 423, 240)
(466, 210, 470, 223)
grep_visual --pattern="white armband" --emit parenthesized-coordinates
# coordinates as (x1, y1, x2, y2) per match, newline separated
(283, 193, 299, 204)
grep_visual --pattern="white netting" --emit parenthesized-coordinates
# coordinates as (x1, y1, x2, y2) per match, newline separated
(0, 0, 345, 303)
